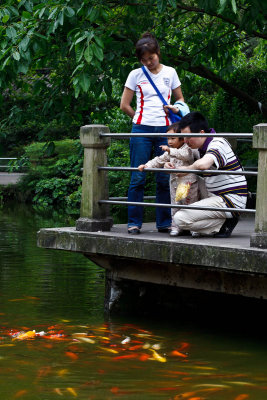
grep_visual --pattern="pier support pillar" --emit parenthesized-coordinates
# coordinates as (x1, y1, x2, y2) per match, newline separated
(76, 125, 113, 232)
(250, 123, 267, 248)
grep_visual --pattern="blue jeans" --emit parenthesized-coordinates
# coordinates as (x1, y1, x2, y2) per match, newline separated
(128, 124, 171, 229)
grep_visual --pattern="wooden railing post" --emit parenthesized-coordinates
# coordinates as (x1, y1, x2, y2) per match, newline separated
(250, 123, 267, 248)
(76, 125, 113, 232)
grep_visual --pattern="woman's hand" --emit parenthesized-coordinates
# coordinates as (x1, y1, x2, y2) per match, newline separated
(163, 104, 179, 115)
(138, 164, 147, 171)
(160, 145, 170, 153)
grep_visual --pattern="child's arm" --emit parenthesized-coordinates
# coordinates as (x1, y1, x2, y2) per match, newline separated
(159, 145, 170, 153)
(169, 145, 194, 164)
(139, 152, 171, 170)
(138, 164, 148, 171)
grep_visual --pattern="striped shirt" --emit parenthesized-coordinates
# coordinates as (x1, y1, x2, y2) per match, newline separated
(200, 133, 247, 210)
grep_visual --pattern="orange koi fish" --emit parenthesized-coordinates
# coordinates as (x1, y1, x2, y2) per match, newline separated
(139, 353, 150, 361)
(174, 391, 198, 399)
(65, 351, 79, 360)
(177, 342, 190, 351)
(234, 395, 249, 400)
(170, 350, 188, 358)
(14, 390, 28, 398)
(129, 345, 143, 351)
(113, 354, 138, 360)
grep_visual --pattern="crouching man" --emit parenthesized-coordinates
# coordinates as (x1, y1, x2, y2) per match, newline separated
(172, 112, 248, 238)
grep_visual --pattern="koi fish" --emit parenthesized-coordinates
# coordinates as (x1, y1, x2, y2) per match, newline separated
(14, 330, 36, 340)
(57, 369, 69, 377)
(149, 349, 166, 363)
(54, 388, 63, 396)
(194, 384, 230, 388)
(66, 387, 77, 397)
(234, 395, 249, 400)
(129, 345, 143, 351)
(14, 390, 28, 398)
(98, 346, 118, 354)
(113, 354, 138, 360)
(170, 350, 187, 358)
(73, 336, 95, 344)
(177, 342, 190, 351)
(139, 353, 150, 361)
(65, 351, 79, 360)
(121, 337, 131, 344)
(151, 343, 161, 350)
(0, 344, 15, 347)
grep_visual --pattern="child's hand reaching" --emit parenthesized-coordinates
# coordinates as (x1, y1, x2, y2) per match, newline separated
(138, 164, 147, 171)
(160, 145, 170, 153)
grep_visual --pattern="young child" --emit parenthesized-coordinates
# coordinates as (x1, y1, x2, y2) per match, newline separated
(138, 122, 199, 236)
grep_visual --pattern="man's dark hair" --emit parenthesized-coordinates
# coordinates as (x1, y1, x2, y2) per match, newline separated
(179, 111, 209, 133)
(166, 122, 180, 133)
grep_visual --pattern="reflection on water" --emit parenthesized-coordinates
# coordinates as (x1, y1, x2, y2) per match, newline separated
(1, 203, 267, 399)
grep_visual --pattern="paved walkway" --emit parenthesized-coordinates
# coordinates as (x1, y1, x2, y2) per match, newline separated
(99, 215, 256, 250)
(0, 172, 26, 185)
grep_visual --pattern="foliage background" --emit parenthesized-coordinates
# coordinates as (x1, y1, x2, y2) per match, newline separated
(0, 0, 266, 219)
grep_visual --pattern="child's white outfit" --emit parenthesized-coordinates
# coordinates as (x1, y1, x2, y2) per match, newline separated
(145, 144, 199, 233)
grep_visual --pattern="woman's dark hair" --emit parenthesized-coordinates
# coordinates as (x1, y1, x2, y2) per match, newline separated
(167, 122, 180, 133)
(179, 111, 209, 133)
(135, 32, 160, 61)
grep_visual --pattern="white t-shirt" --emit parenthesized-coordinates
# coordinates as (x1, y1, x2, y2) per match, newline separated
(124, 65, 181, 126)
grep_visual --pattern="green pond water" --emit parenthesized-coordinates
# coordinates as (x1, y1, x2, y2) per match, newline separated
(0, 202, 267, 400)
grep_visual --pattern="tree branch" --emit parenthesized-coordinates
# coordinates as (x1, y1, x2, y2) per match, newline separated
(172, 55, 267, 117)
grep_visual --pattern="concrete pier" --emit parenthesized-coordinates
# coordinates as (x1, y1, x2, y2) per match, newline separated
(37, 216, 267, 311)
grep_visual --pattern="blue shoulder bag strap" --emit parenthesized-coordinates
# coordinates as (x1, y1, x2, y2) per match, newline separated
(141, 65, 181, 122)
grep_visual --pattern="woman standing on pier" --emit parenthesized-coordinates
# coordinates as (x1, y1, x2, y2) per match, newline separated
(120, 32, 185, 234)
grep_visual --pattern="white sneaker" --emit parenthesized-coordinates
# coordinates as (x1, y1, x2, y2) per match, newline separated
(169, 228, 180, 236)
(191, 231, 201, 238)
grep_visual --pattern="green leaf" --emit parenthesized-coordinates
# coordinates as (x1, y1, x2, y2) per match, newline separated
(88, 7, 99, 22)
(103, 78, 112, 97)
(22, 10, 32, 19)
(19, 36, 30, 52)
(12, 51, 20, 61)
(48, 7, 58, 20)
(94, 36, 104, 48)
(84, 45, 93, 63)
(39, 7, 46, 18)
(75, 43, 84, 63)
(65, 7, 75, 18)
(58, 11, 64, 26)
(75, 35, 87, 45)
(2, 15, 10, 23)
(157, 0, 166, 13)
(218, 0, 227, 13)
(6, 26, 16, 39)
(32, 32, 47, 41)
(168, 0, 177, 8)
(79, 72, 90, 92)
(92, 43, 103, 62)
(231, 0, 237, 13)
(74, 84, 80, 99)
